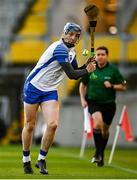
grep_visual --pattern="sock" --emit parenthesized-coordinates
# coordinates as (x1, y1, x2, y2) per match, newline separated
(23, 150, 31, 163)
(93, 129, 103, 155)
(38, 149, 47, 161)
(102, 134, 109, 156)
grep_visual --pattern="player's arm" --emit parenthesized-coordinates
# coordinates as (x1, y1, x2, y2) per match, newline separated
(60, 56, 95, 80)
(71, 56, 95, 70)
(60, 60, 96, 80)
(114, 68, 127, 91)
(54, 45, 95, 79)
(111, 81, 126, 91)
(104, 67, 127, 91)
(104, 80, 126, 91)
(60, 62, 88, 80)
(79, 82, 88, 108)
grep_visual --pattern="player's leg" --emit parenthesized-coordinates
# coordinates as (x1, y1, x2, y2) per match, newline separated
(40, 100, 59, 151)
(100, 102, 116, 166)
(101, 122, 110, 154)
(87, 102, 104, 165)
(22, 102, 39, 174)
(22, 103, 39, 150)
(91, 111, 104, 164)
(35, 100, 59, 174)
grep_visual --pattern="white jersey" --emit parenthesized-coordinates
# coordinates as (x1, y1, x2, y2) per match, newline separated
(26, 39, 77, 91)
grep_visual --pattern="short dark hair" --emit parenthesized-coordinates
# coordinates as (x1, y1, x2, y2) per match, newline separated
(96, 46, 109, 55)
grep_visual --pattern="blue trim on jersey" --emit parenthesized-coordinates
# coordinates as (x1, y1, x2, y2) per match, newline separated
(23, 82, 58, 104)
(53, 44, 68, 63)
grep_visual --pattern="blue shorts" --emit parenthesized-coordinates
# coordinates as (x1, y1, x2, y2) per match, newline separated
(23, 82, 58, 104)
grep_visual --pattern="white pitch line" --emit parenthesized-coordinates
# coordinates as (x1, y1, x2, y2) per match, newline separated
(61, 152, 137, 176)
(109, 164, 137, 175)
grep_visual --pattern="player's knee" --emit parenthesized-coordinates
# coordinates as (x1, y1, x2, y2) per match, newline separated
(102, 129, 109, 138)
(25, 121, 35, 132)
(48, 121, 58, 131)
(94, 123, 102, 129)
(102, 125, 109, 135)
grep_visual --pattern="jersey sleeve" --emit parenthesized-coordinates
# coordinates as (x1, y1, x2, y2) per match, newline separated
(53, 44, 69, 63)
(113, 67, 125, 84)
(80, 73, 89, 85)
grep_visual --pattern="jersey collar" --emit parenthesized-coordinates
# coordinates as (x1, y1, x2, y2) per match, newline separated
(97, 62, 109, 69)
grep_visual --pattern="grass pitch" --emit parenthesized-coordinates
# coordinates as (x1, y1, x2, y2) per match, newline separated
(0, 144, 137, 179)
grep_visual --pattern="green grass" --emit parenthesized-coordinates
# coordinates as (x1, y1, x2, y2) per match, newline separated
(0, 144, 137, 179)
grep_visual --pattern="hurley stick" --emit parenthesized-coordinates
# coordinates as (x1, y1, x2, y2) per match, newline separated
(84, 4, 99, 57)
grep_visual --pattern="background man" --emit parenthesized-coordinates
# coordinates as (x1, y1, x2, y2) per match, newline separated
(79, 46, 126, 167)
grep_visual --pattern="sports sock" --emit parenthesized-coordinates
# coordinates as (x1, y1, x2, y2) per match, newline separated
(102, 134, 109, 155)
(23, 150, 31, 163)
(93, 128, 103, 155)
(38, 149, 47, 161)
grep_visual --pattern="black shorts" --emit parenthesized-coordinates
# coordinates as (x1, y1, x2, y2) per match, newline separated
(87, 101, 116, 125)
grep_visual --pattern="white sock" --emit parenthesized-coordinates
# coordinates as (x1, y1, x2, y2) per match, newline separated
(38, 154, 45, 161)
(23, 155, 31, 163)
(38, 149, 47, 161)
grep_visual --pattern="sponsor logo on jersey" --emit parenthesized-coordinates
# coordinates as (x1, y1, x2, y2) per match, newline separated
(104, 76, 111, 80)
(90, 73, 98, 80)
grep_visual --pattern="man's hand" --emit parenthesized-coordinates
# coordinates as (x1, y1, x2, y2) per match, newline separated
(81, 98, 88, 108)
(86, 57, 96, 65)
(104, 80, 127, 91)
(104, 81, 113, 88)
(86, 60, 96, 73)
